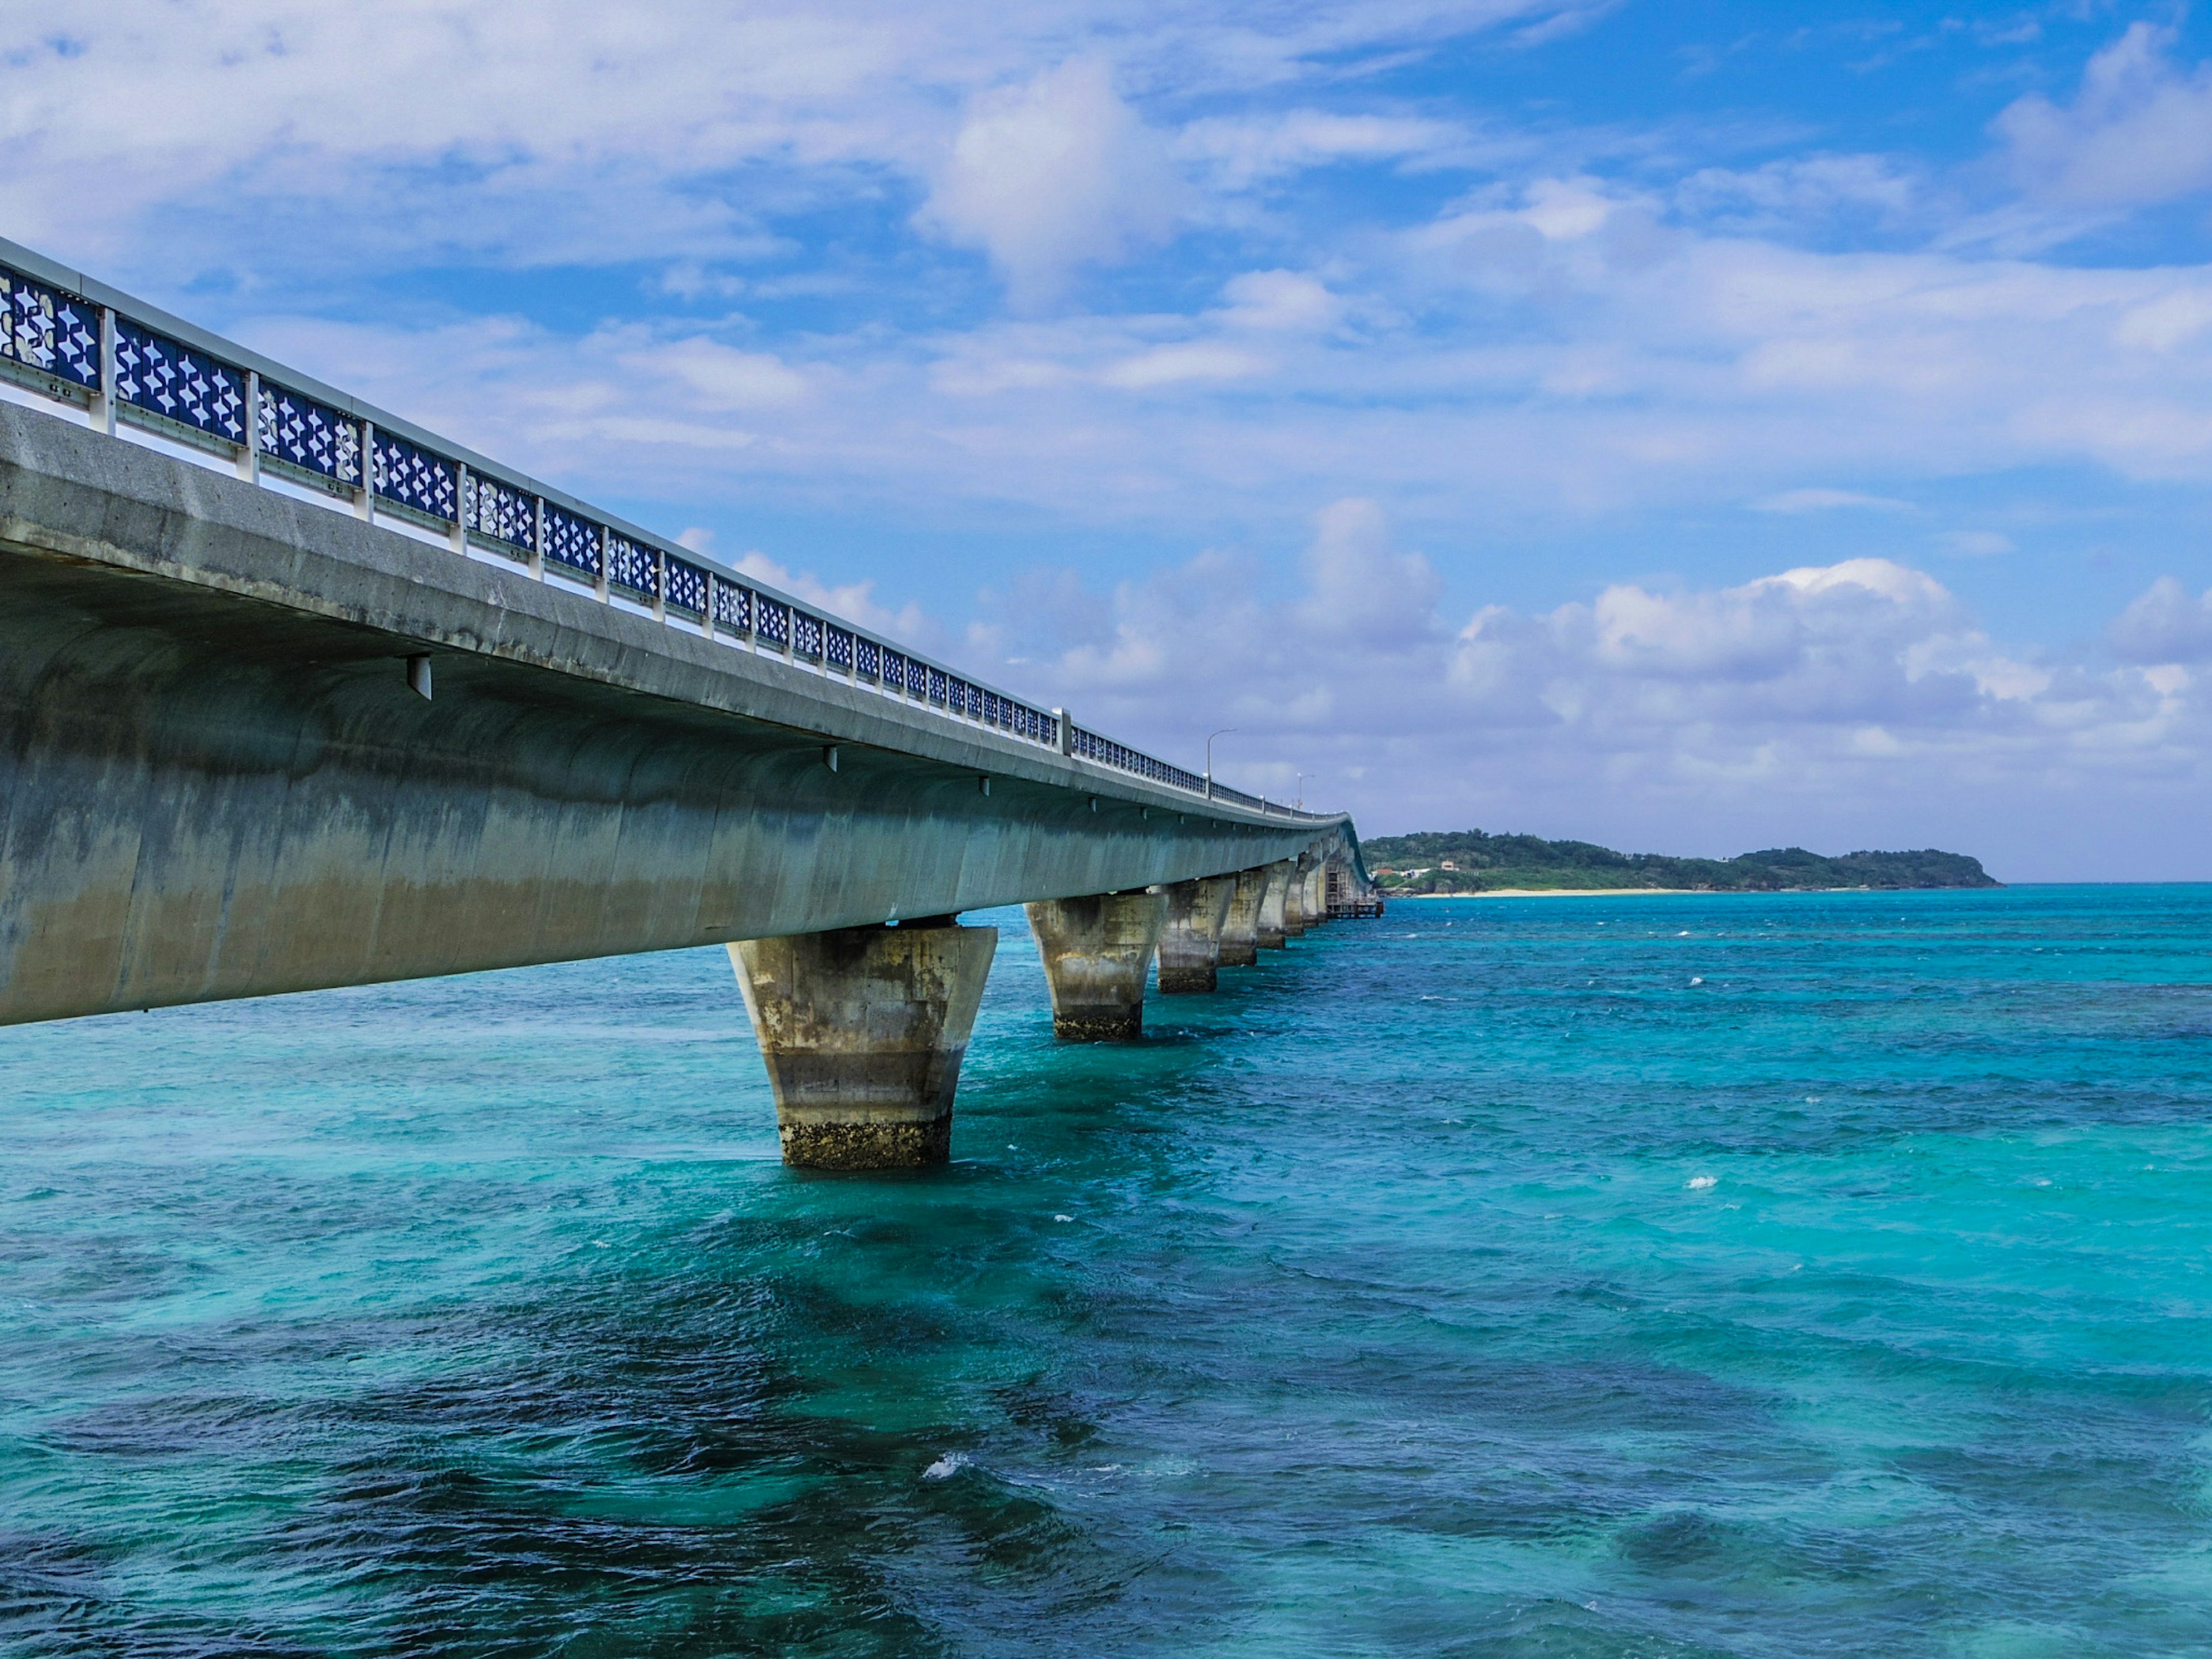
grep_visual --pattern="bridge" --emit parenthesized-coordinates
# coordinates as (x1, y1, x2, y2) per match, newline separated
(0, 238, 1376, 1169)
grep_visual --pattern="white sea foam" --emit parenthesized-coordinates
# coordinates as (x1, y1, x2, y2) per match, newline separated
(1687, 1175, 1718, 1190)
(922, 1454, 967, 1481)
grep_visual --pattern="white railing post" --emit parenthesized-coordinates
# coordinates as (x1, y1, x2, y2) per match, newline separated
(1055, 708, 1073, 756)
(594, 532, 611, 602)
(237, 370, 260, 483)
(451, 465, 469, 555)
(93, 307, 117, 435)
(531, 498, 546, 579)
(356, 421, 375, 521)
(653, 549, 667, 620)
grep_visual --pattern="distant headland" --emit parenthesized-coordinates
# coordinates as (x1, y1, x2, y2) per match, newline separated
(1361, 830, 2001, 895)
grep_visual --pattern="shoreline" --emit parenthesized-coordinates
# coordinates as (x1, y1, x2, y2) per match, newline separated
(1384, 887, 1964, 899)
(1389, 888, 1702, 899)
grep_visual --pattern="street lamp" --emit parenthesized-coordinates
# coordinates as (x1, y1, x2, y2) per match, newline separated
(1204, 728, 1236, 799)
(1295, 771, 1308, 810)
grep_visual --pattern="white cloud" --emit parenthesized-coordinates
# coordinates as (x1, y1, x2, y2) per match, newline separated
(2, 1, 1588, 284)
(1995, 22, 2212, 211)
(207, 198, 2212, 563)
(1676, 153, 1922, 233)
(919, 58, 1188, 308)
(1214, 270, 1343, 333)
(1100, 342, 1272, 388)
(1932, 529, 2014, 558)
(2108, 577, 2212, 665)
(969, 527, 2209, 872)
(1176, 109, 1469, 190)
(2113, 286, 2212, 353)
(614, 338, 812, 410)
(1294, 498, 1441, 646)
(1752, 488, 1913, 514)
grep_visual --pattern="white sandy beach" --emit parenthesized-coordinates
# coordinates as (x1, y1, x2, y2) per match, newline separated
(1389, 888, 1704, 899)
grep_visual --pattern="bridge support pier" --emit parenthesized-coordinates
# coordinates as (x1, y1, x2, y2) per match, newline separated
(1257, 861, 1294, 951)
(1302, 860, 1330, 925)
(1284, 859, 1310, 939)
(1218, 869, 1267, 968)
(730, 921, 997, 1171)
(1157, 874, 1238, 993)
(1026, 891, 1168, 1039)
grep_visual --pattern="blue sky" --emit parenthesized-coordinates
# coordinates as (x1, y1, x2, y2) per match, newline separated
(9, 1, 2212, 877)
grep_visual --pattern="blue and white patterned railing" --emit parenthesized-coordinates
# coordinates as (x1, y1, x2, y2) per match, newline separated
(0, 240, 1327, 821)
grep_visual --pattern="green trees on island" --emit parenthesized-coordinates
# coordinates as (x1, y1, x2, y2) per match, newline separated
(1359, 831, 1999, 894)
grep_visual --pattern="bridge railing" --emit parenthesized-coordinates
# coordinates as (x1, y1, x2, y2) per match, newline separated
(0, 241, 1334, 824)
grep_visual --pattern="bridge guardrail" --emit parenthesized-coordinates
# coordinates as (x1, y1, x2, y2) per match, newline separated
(0, 241, 1335, 824)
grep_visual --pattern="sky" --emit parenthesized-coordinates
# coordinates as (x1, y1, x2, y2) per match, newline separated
(8, 2, 2212, 878)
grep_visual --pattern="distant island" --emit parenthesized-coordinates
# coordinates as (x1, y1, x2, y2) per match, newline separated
(1360, 830, 2001, 895)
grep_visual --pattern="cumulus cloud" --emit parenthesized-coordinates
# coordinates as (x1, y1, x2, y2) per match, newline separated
(2107, 577, 2212, 665)
(1453, 559, 1992, 724)
(1995, 22, 2212, 211)
(969, 535, 2205, 872)
(1213, 270, 1343, 333)
(1294, 498, 1442, 646)
(919, 58, 1188, 308)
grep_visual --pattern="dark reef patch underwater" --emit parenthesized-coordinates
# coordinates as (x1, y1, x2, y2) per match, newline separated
(4, 885, 2211, 1656)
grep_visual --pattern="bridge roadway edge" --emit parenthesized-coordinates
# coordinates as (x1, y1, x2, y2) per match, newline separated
(0, 402, 1359, 1027)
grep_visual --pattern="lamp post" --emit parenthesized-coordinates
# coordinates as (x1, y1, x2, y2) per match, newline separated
(1204, 728, 1236, 801)
(1295, 772, 1306, 810)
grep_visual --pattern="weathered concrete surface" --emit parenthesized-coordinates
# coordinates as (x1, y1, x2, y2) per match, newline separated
(1025, 891, 1168, 1040)
(1157, 874, 1236, 993)
(730, 921, 994, 1168)
(1218, 869, 1267, 968)
(1257, 862, 1294, 951)
(1283, 857, 1310, 938)
(0, 403, 1355, 1025)
(1301, 860, 1330, 924)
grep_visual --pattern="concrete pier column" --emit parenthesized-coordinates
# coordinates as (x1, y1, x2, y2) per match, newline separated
(1257, 861, 1294, 951)
(1303, 860, 1331, 923)
(1219, 868, 1267, 968)
(1025, 890, 1169, 1039)
(730, 921, 997, 1170)
(1157, 874, 1238, 993)
(1283, 858, 1311, 939)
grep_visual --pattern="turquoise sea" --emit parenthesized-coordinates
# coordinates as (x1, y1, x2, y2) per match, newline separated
(3, 886, 2211, 1656)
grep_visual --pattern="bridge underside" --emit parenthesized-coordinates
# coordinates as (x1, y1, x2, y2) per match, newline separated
(0, 407, 1344, 1027)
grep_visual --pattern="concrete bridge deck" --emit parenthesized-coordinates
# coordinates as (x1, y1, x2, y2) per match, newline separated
(0, 238, 1372, 1165)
